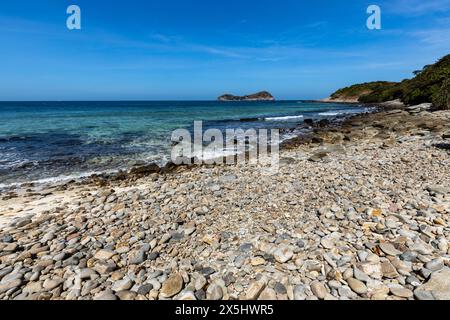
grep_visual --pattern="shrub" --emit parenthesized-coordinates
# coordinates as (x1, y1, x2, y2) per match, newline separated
(432, 78, 450, 110)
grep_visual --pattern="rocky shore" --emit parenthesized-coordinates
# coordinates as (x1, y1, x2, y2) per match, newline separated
(1, 104, 449, 300)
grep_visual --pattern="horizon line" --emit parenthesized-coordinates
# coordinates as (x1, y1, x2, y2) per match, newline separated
(0, 98, 323, 103)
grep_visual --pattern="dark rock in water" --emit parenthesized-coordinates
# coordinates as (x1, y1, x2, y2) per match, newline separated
(112, 170, 128, 181)
(308, 152, 329, 162)
(304, 119, 314, 126)
(311, 136, 324, 144)
(160, 161, 177, 174)
(129, 163, 160, 177)
(237, 117, 261, 123)
(218, 91, 275, 101)
(317, 119, 330, 128)
(280, 136, 313, 150)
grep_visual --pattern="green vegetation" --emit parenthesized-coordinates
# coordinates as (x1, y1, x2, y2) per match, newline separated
(330, 54, 450, 109)
(330, 81, 399, 101)
(432, 78, 450, 110)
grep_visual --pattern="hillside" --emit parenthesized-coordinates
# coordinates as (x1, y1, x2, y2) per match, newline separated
(327, 54, 450, 109)
(328, 81, 400, 103)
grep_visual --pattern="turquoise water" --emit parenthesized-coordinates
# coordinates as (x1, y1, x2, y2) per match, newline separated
(0, 100, 368, 185)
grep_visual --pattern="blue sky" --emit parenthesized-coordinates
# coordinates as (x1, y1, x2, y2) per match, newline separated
(0, 0, 449, 100)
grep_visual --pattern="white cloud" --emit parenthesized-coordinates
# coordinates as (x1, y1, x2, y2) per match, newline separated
(386, 0, 450, 15)
(411, 28, 450, 48)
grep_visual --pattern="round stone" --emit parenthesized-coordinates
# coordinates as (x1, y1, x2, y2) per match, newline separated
(390, 285, 413, 298)
(274, 282, 287, 295)
(251, 257, 266, 266)
(425, 259, 444, 272)
(259, 288, 277, 300)
(310, 281, 328, 300)
(160, 274, 184, 298)
(94, 290, 117, 300)
(347, 278, 367, 295)
(293, 285, 307, 300)
(379, 243, 402, 256)
(112, 278, 134, 292)
(94, 249, 115, 260)
(273, 245, 294, 263)
(206, 284, 223, 300)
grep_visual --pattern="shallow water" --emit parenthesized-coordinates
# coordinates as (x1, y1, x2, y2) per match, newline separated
(0, 100, 369, 185)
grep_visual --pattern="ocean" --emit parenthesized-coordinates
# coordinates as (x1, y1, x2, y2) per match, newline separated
(0, 100, 370, 186)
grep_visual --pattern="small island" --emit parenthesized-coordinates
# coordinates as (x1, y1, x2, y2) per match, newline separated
(218, 91, 275, 101)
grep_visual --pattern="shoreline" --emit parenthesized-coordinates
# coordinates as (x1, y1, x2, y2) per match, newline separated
(0, 102, 377, 194)
(0, 102, 449, 300)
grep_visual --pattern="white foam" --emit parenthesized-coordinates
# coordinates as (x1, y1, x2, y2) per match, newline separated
(0, 169, 121, 190)
(319, 109, 367, 117)
(265, 115, 304, 121)
(319, 111, 341, 116)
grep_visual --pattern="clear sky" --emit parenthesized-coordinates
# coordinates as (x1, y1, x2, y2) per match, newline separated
(0, 0, 449, 100)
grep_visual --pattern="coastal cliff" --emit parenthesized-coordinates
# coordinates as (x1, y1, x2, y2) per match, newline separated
(218, 91, 275, 101)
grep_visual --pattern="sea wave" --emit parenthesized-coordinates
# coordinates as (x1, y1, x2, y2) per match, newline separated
(319, 108, 369, 117)
(319, 111, 341, 116)
(0, 169, 123, 190)
(265, 115, 304, 121)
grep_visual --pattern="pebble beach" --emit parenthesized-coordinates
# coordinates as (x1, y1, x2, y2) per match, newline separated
(1, 103, 449, 300)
